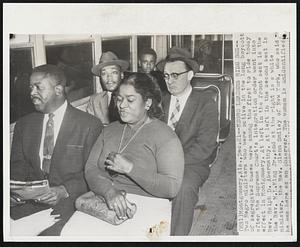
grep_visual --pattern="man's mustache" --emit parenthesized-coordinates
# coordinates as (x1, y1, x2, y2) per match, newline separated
(31, 96, 42, 101)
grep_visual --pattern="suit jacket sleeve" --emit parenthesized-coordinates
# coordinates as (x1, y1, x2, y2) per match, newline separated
(86, 94, 96, 115)
(184, 97, 219, 167)
(86, 92, 110, 124)
(62, 119, 103, 198)
(10, 121, 28, 181)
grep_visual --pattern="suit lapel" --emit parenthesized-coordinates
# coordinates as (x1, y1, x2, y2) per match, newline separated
(50, 104, 73, 169)
(175, 90, 199, 136)
(32, 113, 44, 170)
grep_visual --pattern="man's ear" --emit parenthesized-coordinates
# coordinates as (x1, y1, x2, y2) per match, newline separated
(121, 72, 124, 79)
(187, 71, 194, 81)
(145, 98, 153, 110)
(55, 85, 64, 96)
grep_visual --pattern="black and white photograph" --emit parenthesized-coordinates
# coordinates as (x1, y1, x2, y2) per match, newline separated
(3, 3, 296, 242)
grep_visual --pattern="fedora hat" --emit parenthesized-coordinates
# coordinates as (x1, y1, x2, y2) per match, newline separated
(91, 51, 129, 76)
(156, 46, 199, 73)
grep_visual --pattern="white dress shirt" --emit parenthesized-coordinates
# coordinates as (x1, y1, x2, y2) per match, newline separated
(39, 100, 68, 168)
(167, 85, 193, 129)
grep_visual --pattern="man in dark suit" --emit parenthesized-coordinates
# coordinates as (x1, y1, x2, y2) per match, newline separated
(157, 47, 219, 235)
(86, 51, 129, 125)
(10, 64, 103, 235)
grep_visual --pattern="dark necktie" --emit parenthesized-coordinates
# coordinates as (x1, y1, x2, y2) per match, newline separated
(108, 93, 119, 122)
(42, 113, 55, 176)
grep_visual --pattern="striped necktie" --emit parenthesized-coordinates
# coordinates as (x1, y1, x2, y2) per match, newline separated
(169, 98, 180, 130)
(42, 113, 54, 177)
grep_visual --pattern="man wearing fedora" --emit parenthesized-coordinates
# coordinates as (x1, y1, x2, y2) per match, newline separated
(157, 46, 219, 235)
(196, 39, 220, 73)
(86, 51, 129, 125)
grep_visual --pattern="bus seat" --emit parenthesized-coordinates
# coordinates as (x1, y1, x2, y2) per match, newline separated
(191, 83, 221, 168)
(191, 73, 233, 144)
(191, 73, 233, 211)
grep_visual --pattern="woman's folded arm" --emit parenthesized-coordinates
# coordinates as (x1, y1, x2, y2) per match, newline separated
(127, 137, 184, 199)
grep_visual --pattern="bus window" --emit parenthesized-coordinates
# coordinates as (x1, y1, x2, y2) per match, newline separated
(170, 35, 192, 52)
(102, 38, 131, 71)
(10, 47, 35, 123)
(137, 35, 152, 56)
(194, 36, 222, 74)
(45, 43, 94, 103)
(224, 39, 233, 77)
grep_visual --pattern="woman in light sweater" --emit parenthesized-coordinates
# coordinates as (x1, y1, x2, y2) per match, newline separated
(85, 73, 184, 228)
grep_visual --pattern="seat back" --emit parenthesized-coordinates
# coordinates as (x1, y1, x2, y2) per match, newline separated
(191, 84, 221, 167)
(191, 73, 233, 143)
(191, 84, 221, 144)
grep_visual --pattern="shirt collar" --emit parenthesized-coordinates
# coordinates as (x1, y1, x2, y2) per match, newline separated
(171, 84, 192, 103)
(48, 100, 67, 117)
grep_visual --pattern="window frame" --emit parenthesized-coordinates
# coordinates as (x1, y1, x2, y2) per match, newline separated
(10, 34, 232, 112)
(10, 39, 35, 68)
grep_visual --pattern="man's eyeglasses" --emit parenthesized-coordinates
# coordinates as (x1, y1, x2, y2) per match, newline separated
(163, 71, 189, 81)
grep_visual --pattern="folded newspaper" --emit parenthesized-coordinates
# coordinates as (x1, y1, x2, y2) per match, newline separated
(10, 180, 50, 201)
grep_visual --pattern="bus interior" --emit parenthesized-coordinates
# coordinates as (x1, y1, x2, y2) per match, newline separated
(9, 34, 237, 235)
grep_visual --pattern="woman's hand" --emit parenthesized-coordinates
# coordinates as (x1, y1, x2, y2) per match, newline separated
(105, 152, 133, 174)
(104, 188, 128, 220)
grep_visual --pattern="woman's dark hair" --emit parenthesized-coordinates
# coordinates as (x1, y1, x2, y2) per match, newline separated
(120, 73, 163, 119)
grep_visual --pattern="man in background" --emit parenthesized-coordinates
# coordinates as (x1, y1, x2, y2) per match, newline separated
(86, 51, 129, 125)
(157, 47, 219, 235)
(10, 64, 102, 235)
(195, 39, 220, 73)
(138, 48, 167, 92)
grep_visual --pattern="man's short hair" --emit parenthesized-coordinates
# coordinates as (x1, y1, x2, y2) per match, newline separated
(139, 48, 157, 61)
(32, 64, 67, 86)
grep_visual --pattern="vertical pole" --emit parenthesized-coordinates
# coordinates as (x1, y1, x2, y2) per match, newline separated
(152, 35, 156, 50)
(155, 35, 168, 64)
(31, 35, 46, 66)
(131, 35, 138, 72)
(191, 34, 195, 58)
(222, 34, 225, 74)
(93, 35, 102, 93)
